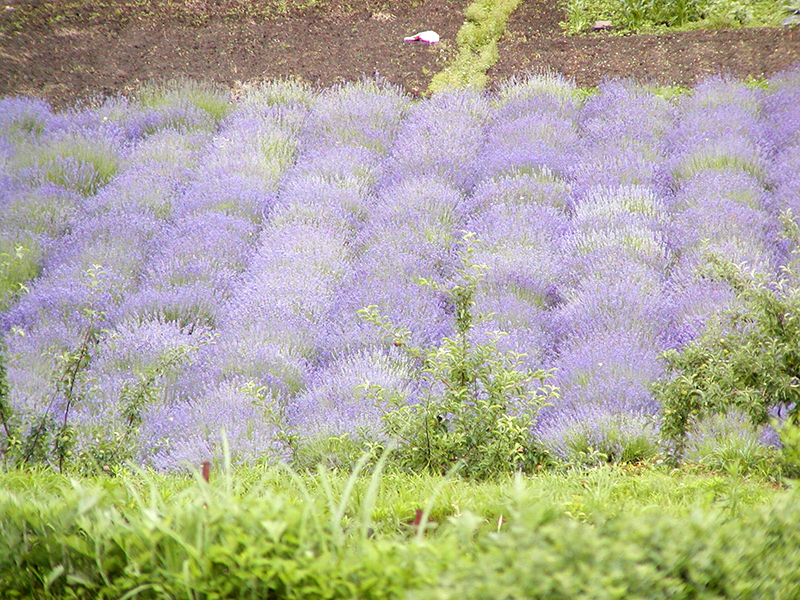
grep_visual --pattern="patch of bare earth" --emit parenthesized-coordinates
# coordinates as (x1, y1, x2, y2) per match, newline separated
(1, 0, 799, 108)
(491, 0, 800, 87)
(0, 0, 466, 107)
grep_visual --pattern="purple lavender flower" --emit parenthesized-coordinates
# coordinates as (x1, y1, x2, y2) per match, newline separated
(1, 183, 82, 248)
(553, 271, 669, 351)
(468, 170, 572, 213)
(536, 401, 659, 464)
(770, 145, 800, 217)
(382, 89, 489, 191)
(579, 80, 673, 143)
(660, 275, 739, 349)
(495, 73, 580, 119)
(302, 80, 408, 153)
(139, 381, 287, 470)
(318, 243, 455, 359)
(289, 347, 414, 440)
(0, 96, 64, 142)
(762, 72, 800, 153)
(680, 75, 763, 114)
(71, 319, 209, 451)
(125, 128, 213, 170)
(569, 145, 668, 192)
(478, 111, 579, 181)
(9, 130, 121, 197)
(669, 195, 781, 277)
(669, 135, 768, 186)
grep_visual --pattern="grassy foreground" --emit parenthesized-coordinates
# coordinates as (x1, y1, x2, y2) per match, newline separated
(1, 460, 799, 599)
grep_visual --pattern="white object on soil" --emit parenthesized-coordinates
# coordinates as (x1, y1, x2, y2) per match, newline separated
(404, 31, 440, 44)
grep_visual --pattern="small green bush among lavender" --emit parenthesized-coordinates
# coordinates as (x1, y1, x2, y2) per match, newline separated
(657, 212, 800, 467)
(358, 233, 558, 479)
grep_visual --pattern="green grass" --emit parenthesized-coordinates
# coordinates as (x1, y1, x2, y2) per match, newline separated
(0, 460, 785, 533)
(0, 460, 793, 598)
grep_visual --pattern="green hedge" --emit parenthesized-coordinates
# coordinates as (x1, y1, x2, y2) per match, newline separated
(422, 487, 800, 599)
(2, 470, 800, 599)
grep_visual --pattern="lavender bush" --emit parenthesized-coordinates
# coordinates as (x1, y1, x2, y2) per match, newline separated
(1, 69, 799, 472)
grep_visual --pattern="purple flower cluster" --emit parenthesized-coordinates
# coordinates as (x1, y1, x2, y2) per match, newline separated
(2, 70, 799, 469)
(294, 89, 484, 440)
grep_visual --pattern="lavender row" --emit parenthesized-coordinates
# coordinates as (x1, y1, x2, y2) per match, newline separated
(139, 82, 411, 468)
(1, 83, 300, 465)
(290, 89, 490, 445)
(534, 81, 675, 462)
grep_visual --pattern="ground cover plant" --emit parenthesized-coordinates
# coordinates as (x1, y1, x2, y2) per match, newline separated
(428, 0, 521, 92)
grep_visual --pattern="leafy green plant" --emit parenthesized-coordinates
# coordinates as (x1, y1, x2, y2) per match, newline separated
(358, 233, 558, 479)
(0, 344, 12, 469)
(0, 241, 38, 313)
(561, 0, 784, 33)
(656, 211, 800, 463)
(776, 418, 800, 478)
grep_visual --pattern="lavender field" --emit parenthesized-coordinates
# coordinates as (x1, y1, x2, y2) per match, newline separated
(2, 71, 800, 472)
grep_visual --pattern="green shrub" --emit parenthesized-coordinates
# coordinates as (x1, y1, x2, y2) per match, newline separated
(777, 419, 800, 478)
(656, 211, 800, 463)
(359, 233, 558, 479)
(414, 479, 800, 600)
(561, 0, 784, 33)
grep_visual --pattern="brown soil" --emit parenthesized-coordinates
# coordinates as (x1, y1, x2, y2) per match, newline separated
(0, 0, 466, 107)
(492, 0, 800, 88)
(0, 0, 799, 108)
